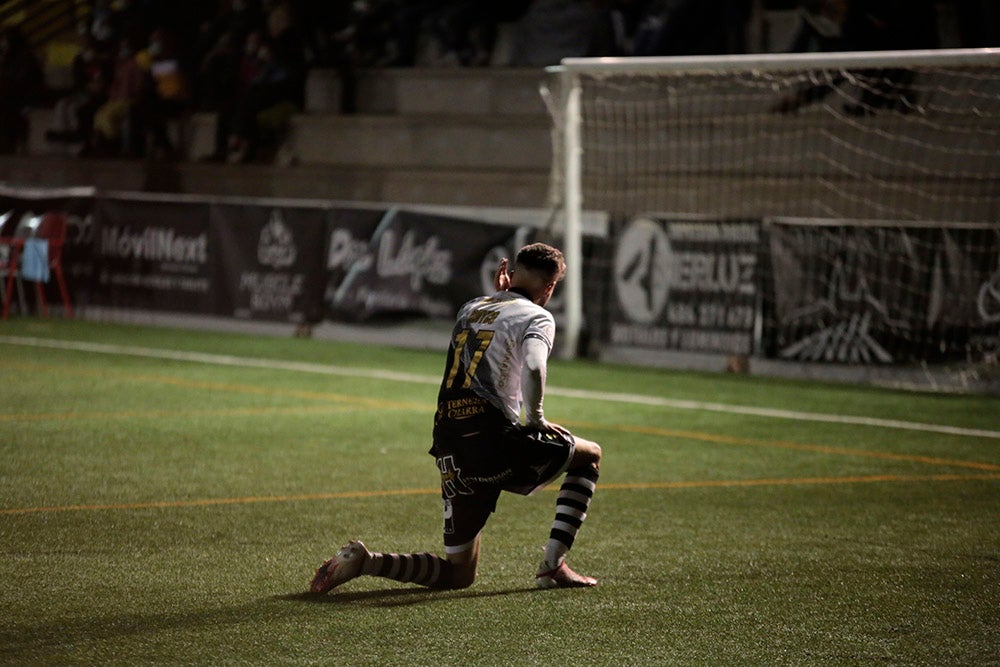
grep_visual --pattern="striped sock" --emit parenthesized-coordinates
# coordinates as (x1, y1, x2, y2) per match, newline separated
(363, 552, 454, 589)
(543, 464, 599, 569)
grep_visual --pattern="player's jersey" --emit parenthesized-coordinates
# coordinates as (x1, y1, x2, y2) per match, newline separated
(434, 289, 555, 434)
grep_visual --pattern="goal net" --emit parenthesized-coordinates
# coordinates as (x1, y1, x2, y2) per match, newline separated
(546, 49, 1000, 391)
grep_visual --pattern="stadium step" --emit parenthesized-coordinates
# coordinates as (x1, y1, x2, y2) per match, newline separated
(19, 66, 556, 208)
(306, 67, 551, 117)
(286, 113, 551, 170)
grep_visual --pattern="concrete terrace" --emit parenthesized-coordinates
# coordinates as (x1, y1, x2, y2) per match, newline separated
(2, 67, 555, 209)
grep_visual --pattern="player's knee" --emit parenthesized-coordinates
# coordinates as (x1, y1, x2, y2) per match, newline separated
(573, 438, 601, 470)
(446, 562, 477, 590)
(586, 445, 602, 473)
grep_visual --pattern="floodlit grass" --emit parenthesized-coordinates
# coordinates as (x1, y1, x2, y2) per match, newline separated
(2, 318, 998, 666)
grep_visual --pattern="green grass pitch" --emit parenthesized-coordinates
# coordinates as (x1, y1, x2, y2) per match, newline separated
(2, 318, 998, 665)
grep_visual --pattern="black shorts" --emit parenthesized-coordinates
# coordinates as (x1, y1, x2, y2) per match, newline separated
(431, 423, 575, 553)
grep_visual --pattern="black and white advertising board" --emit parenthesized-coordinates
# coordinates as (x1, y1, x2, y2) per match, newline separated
(767, 219, 1000, 364)
(324, 207, 519, 321)
(213, 203, 327, 323)
(87, 194, 525, 324)
(607, 215, 760, 355)
(14, 182, 993, 372)
(91, 195, 216, 313)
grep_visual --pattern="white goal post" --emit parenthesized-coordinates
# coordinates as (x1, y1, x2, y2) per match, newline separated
(546, 48, 1000, 365)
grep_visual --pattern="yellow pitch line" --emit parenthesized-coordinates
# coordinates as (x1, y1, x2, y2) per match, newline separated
(601, 472, 1000, 491)
(0, 404, 359, 423)
(0, 488, 437, 516)
(127, 373, 423, 411)
(3, 473, 998, 516)
(0, 360, 425, 412)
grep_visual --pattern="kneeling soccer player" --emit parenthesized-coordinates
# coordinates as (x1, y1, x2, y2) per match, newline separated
(310, 243, 601, 592)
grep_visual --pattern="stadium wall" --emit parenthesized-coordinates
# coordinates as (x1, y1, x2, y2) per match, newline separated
(2, 184, 996, 394)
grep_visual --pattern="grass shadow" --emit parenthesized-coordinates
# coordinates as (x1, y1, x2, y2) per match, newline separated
(1, 586, 550, 659)
(1, 586, 546, 659)
(0, 600, 283, 660)
(278, 584, 545, 607)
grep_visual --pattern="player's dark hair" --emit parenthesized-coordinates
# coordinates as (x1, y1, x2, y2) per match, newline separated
(515, 243, 566, 282)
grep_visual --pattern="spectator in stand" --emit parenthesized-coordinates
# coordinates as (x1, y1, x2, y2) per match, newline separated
(782, 0, 851, 53)
(421, 1, 505, 67)
(771, 0, 857, 113)
(90, 0, 118, 52)
(395, 1, 469, 66)
(196, 29, 244, 160)
(842, 0, 937, 114)
(319, 2, 364, 113)
(108, 0, 151, 54)
(90, 0, 151, 57)
(46, 31, 112, 151)
(630, 0, 750, 56)
(226, 33, 302, 162)
(264, 0, 306, 96)
(223, 28, 267, 149)
(604, 0, 652, 57)
(89, 37, 146, 156)
(265, 0, 294, 44)
(199, 0, 264, 59)
(140, 26, 191, 158)
(0, 26, 46, 155)
(955, 0, 999, 47)
(775, 0, 939, 114)
(193, 0, 268, 158)
(843, 0, 939, 51)
(212, 0, 306, 163)
(368, 0, 431, 67)
(508, 0, 608, 67)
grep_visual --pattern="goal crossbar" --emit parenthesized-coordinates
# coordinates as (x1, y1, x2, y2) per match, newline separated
(559, 48, 1000, 75)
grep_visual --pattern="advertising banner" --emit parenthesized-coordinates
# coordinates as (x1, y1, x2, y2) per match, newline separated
(212, 203, 327, 323)
(767, 220, 1000, 364)
(325, 207, 518, 320)
(85, 196, 530, 323)
(91, 196, 216, 313)
(606, 215, 760, 354)
(321, 205, 388, 318)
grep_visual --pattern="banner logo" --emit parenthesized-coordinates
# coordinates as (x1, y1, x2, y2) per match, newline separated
(777, 251, 901, 363)
(326, 228, 371, 270)
(614, 217, 671, 324)
(376, 229, 451, 290)
(100, 225, 207, 264)
(257, 210, 297, 269)
(609, 217, 758, 353)
(979, 267, 1000, 323)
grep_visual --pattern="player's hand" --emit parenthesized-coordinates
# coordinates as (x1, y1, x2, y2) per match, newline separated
(540, 420, 572, 439)
(494, 258, 510, 291)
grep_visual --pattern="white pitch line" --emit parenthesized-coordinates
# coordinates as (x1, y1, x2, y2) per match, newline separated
(3, 335, 999, 440)
(0, 335, 438, 384)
